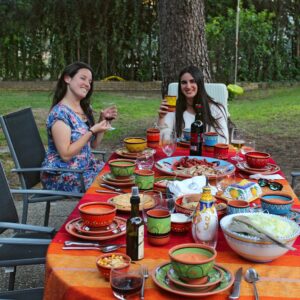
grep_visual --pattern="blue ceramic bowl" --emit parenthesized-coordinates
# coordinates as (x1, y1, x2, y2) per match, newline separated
(260, 193, 293, 215)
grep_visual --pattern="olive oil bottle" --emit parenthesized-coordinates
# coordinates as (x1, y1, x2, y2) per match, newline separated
(126, 186, 144, 260)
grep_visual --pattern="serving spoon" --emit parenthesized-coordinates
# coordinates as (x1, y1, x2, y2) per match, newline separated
(245, 268, 260, 300)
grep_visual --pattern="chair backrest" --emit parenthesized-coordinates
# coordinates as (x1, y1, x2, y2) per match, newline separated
(0, 108, 46, 189)
(167, 82, 229, 116)
(0, 161, 19, 232)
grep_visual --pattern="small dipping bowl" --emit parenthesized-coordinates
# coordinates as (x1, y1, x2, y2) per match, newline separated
(108, 158, 136, 178)
(245, 151, 270, 169)
(169, 243, 216, 284)
(96, 253, 131, 280)
(123, 137, 147, 153)
(79, 202, 116, 228)
(171, 213, 192, 233)
(260, 193, 294, 215)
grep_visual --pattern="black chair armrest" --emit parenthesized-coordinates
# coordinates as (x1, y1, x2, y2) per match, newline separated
(0, 222, 55, 234)
(0, 237, 51, 245)
(291, 171, 300, 189)
(12, 167, 84, 174)
(92, 149, 106, 161)
(11, 188, 83, 198)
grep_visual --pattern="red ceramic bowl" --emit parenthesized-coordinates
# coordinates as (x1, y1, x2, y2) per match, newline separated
(171, 213, 192, 233)
(96, 253, 131, 280)
(245, 151, 270, 169)
(147, 232, 170, 246)
(78, 202, 116, 228)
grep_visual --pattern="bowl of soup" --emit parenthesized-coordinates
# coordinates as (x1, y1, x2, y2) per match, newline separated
(245, 151, 270, 169)
(79, 202, 116, 228)
(123, 137, 147, 153)
(168, 243, 216, 284)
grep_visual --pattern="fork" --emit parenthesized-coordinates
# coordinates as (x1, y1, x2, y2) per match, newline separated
(141, 265, 149, 300)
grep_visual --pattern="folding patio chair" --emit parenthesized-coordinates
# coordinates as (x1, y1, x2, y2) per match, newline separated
(291, 171, 300, 190)
(0, 161, 54, 292)
(0, 287, 43, 300)
(0, 108, 87, 226)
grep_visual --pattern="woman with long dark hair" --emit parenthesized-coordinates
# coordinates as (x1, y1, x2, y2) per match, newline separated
(41, 62, 117, 192)
(158, 65, 228, 143)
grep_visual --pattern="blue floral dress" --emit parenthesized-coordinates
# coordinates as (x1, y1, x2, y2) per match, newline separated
(41, 104, 104, 193)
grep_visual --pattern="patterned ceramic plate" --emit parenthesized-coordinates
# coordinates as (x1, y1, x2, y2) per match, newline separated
(99, 174, 135, 188)
(65, 217, 126, 241)
(115, 147, 156, 159)
(152, 262, 234, 297)
(155, 156, 235, 179)
(74, 218, 120, 236)
(236, 162, 280, 175)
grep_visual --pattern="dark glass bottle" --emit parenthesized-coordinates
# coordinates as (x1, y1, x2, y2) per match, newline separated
(126, 186, 144, 260)
(190, 104, 204, 156)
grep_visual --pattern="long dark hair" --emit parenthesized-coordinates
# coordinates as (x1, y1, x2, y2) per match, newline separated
(52, 61, 95, 125)
(175, 65, 226, 139)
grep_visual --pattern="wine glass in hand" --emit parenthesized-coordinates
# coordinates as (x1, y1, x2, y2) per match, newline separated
(160, 131, 177, 157)
(103, 104, 117, 130)
(110, 264, 143, 299)
(230, 128, 245, 161)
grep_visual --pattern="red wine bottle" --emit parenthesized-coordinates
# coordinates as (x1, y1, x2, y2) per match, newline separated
(126, 187, 144, 260)
(190, 104, 204, 156)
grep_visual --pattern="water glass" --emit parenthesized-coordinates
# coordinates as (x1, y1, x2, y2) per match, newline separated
(136, 150, 155, 170)
(230, 128, 245, 161)
(240, 140, 256, 155)
(110, 264, 143, 299)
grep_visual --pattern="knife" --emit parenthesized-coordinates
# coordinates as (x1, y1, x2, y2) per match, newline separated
(229, 267, 243, 299)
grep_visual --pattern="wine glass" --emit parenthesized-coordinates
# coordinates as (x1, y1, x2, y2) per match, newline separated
(110, 264, 143, 299)
(105, 103, 117, 131)
(230, 128, 245, 161)
(240, 140, 256, 156)
(160, 130, 177, 157)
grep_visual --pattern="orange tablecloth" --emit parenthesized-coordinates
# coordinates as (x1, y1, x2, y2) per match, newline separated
(44, 147, 300, 300)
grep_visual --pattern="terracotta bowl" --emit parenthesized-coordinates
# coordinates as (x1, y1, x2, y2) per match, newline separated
(147, 232, 170, 246)
(78, 202, 116, 228)
(220, 213, 300, 262)
(169, 243, 216, 284)
(260, 193, 294, 215)
(245, 151, 270, 169)
(171, 213, 192, 233)
(96, 253, 131, 280)
(108, 159, 136, 178)
(123, 137, 147, 153)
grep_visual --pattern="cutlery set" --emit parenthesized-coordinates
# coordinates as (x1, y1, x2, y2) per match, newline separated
(229, 267, 260, 300)
(63, 241, 126, 253)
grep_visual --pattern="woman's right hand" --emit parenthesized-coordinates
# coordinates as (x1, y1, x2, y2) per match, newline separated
(92, 120, 111, 134)
(158, 99, 169, 119)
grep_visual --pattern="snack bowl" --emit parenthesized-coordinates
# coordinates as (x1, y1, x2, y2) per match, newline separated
(79, 202, 116, 228)
(260, 193, 293, 215)
(108, 158, 136, 178)
(171, 213, 192, 233)
(123, 137, 147, 153)
(245, 151, 270, 169)
(220, 213, 300, 262)
(96, 253, 131, 280)
(169, 243, 217, 284)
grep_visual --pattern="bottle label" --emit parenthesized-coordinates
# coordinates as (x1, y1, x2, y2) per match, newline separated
(190, 132, 201, 143)
(137, 225, 144, 259)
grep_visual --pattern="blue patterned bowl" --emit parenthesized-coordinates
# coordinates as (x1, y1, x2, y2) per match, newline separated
(260, 193, 293, 215)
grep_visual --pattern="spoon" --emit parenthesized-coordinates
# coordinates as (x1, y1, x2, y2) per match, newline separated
(245, 268, 260, 300)
(63, 244, 126, 253)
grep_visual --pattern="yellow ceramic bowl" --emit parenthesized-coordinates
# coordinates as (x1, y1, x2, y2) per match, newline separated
(165, 96, 177, 107)
(123, 137, 147, 153)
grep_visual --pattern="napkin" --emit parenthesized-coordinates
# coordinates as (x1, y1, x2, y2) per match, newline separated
(167, 176, 217, 198)
(249, 174, 285, 180)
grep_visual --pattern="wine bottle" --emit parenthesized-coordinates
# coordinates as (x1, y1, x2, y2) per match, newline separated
(190, 104, 204, 156)
(126, 186, 144, 260)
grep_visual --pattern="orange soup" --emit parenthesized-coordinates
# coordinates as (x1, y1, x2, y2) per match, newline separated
(175, 253, 208, 262)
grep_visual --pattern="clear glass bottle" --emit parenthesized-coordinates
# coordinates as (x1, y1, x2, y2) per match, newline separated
(192, 186, 218, 248)
(190, 104, 204, 156)
(126, 186, 144, 260)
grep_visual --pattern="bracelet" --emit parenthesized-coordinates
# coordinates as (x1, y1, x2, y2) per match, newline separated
(88, 128, 96, 136)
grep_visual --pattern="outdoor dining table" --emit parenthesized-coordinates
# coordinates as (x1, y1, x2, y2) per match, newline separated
(44, 145, 300, 300)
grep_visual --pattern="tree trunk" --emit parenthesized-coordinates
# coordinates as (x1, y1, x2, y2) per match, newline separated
(157, 0, 211, 96)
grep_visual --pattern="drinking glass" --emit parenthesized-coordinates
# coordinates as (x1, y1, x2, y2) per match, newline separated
(110, 264, 143, 299)
(105, 103, 117, 131)
(240, 140, 256, 156)
(230, 128, 245, 161)
(136, 150, 155, 170)
(216, 172, 236, 195)
(160, 130, 177, 157)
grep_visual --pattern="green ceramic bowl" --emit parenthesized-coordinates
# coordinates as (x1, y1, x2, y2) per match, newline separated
(108, 159, 136, 178)
(134, 169, 154, 190)
(169, 243, 217, 283)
